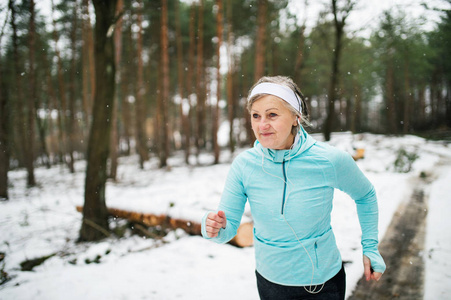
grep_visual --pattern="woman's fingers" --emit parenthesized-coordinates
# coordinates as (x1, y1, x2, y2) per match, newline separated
(363, 255, 382, 282)
(206, 211, 227, 237)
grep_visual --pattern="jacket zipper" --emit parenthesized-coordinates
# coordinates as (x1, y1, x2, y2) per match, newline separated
(314, 242, 319, 268)
(281, 161, 287, 214)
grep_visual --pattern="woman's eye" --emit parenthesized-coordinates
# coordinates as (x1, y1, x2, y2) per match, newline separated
(252, 113, 260, 119)
(269, 113, 278, 118)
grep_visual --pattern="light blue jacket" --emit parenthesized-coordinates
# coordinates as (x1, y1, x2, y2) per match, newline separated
(201, 127, 386, 286)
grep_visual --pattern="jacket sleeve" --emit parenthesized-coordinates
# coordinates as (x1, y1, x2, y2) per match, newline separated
(201, 157, 248, 244)
(333, 150, 386, 273)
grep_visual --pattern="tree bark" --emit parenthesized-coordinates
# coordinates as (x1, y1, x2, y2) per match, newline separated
(254, 0, 267, 81)
(0, 12, 9, 199)
(175, 0, 190, 164)
(386, 59, 397, 134)
(51, 0, 74, 172)
(80, 0, 117, 242)
(213, 0, 223, 164)
(353, 84, 362, 133)
(109, 0, 124, 180)
(403, 60, 411, 134)
(184, 3, 197, 164)
(68, 0, 78, 171)
(195, 0, 206, 158)
(248, 0, 268, 145)
(10, 0, 36, 185)
(159, 0, 170, 168)
(294, 25, 306, 84)
(120, 16, 134, 156)
(26, 0, 37, 185)
(226, 0, 235, 155)
(135, 0, 148, 169)
(81, 0, 95, 138)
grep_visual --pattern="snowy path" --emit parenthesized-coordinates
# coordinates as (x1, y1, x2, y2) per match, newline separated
(350, 154, 451, 300)
(424, 160, 451, 299)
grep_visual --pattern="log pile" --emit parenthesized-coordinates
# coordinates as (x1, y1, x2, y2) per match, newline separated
(75, 206, 253, 247)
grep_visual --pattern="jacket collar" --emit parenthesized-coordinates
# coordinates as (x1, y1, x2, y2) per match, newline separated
(254, 126, 316, 163)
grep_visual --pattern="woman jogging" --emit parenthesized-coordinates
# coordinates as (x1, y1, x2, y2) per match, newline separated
(201, 76, 385, 299)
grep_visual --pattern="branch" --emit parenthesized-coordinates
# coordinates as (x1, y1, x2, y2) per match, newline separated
(82, 218, 111, 238)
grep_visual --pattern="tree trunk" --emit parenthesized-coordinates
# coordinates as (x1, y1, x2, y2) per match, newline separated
(0, 19, 9, 199)
(254, 0, 267, 81)
(353, 84, 362, 133)
(247, 0, 268, 145)
(51, 0, 74, 172)
(120, 17, 134, 156)
(175, 0, 190, 164)
(213, 0, 223, 164)
(418, 84, 426, 127)
(81, 0, 95, 138)
(43, 52, 59, 161)
(33, 43, 50, 169)
(10, 0, 36, 185)
(68, 1, 78, 170)
(226, 0, 235, 155)
(386, 60, 397, 134)
(184, 3, 197, 164)
(195, 0, 205, 158)
(80, 0, 117, 242)
(293, 25, 306, 84)
(324, 0, 348, 141)
(26, 0, 37, 185)
(159, 0, 170, 168)
(403, 60, 411, 134)
(109, 0, 124, 180)
(324, 0, 356, 140)
(446, 80, 451, 128)
(135, 0, 148, 169)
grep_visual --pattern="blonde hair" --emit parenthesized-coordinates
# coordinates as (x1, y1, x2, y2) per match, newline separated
(247, 76, 310, 135)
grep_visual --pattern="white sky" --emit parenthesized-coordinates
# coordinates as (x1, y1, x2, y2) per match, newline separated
(288, 0, 451, 38)
(2, 0, 450, 38)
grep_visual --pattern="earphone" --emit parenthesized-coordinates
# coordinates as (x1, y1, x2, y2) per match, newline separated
(260, 146, 325, 294)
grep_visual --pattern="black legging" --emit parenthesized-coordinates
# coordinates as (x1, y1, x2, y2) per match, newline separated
(256, 264, 346, 300)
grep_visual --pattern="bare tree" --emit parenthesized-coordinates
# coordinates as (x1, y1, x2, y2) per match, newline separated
(80, 0, 118, 242)
(323, 0, 356, 141)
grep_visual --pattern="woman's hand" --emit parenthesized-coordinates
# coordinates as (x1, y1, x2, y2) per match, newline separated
(363, 255, 382, 282)
(205, 211, 227, 238)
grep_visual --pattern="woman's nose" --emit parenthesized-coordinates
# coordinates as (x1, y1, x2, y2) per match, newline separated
(259, 118, 270, 130)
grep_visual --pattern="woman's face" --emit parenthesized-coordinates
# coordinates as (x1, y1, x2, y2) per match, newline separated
(251, 95, 297, 150)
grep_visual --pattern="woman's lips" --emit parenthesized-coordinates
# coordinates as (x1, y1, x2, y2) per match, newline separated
(260, 132, 274, 137)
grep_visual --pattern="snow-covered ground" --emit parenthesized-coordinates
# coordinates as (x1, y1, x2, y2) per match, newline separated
(0, 132, 450, 299)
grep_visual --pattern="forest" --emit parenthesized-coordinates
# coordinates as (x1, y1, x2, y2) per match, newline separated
(0, 0, 450, 241)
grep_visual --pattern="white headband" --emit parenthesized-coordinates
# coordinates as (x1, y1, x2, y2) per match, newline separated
(249, 82, 302, 114)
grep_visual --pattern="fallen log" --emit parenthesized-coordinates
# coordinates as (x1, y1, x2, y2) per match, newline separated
(75, 206, 254, 247)
(352, 148, 365, 160)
